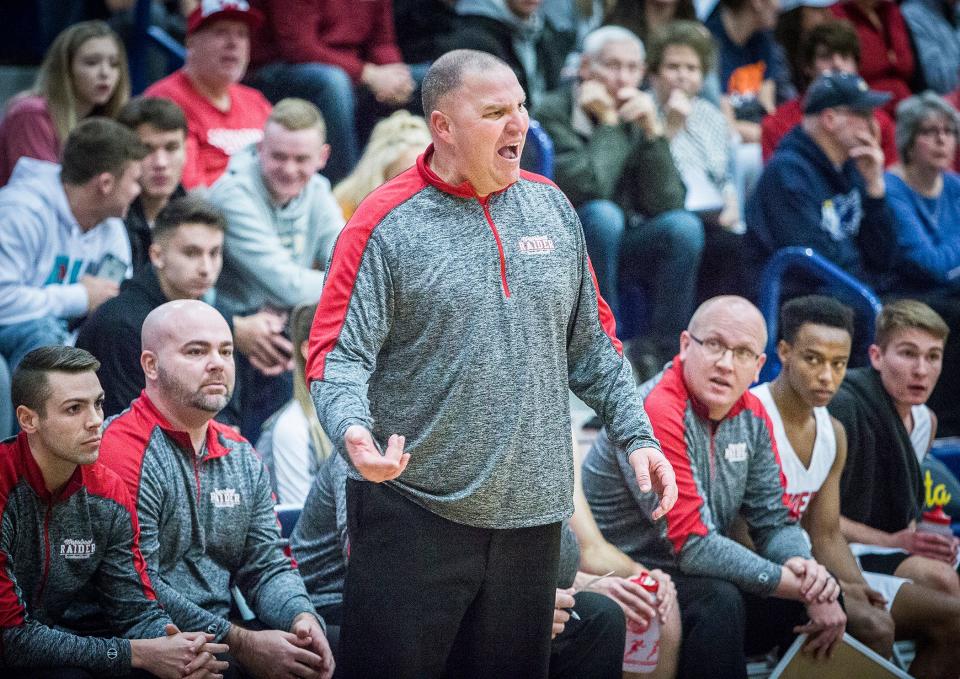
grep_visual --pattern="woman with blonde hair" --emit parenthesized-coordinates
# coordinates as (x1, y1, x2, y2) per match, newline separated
(0, 20, 130, 185)
(257, 303, 333, 506)
(333, 110, 431, 219)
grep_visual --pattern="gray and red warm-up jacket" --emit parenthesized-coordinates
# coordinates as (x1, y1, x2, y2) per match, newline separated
(98, 393, 320, 641)
(306, 145, 661, 529)
(0, 433, 169, 674)
(583, 360, 812, 596)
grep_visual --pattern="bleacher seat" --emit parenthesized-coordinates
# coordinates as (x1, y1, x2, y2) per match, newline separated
(520, 119, 554, 179)
(757, 247, 882, 382)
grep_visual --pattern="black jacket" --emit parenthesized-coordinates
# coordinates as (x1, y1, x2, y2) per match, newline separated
(124, 185, 187, 275)
(828, 367, 923, 533)
(76, 267, 167, 416)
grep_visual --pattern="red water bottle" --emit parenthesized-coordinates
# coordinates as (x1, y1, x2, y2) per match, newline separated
(917, 506, 954, 540)
(622, 572, 660, 673)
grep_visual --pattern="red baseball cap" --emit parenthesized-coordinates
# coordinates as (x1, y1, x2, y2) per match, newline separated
(186, 0, 264, 36)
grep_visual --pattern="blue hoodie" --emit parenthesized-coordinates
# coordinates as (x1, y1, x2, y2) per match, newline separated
(745, 126, 896, 291)
(0, 158, 130, 325)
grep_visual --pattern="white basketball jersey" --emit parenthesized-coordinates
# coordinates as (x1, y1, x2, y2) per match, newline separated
(752, 383, 836, 522)
(910, 404, 932, 463)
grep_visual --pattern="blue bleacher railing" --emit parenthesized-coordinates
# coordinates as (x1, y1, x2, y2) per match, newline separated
(523, 119, 554, 179)
(130, 0, 185, 94)
(758, 246, 883, 382)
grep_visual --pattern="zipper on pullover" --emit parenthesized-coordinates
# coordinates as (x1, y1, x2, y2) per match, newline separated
(35, 502, 53, 604)
(479, 198, 511, 298)
(193, 456, 202, 505)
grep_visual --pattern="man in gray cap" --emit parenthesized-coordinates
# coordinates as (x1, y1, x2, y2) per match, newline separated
(746, 71, 896, 293)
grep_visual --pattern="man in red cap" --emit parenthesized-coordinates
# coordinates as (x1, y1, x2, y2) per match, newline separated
(146, 0, 272, 189)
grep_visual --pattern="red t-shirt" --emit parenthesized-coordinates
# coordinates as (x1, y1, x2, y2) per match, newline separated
(0, 95, 59, 186)
(145, 71, 272, 189)
(761, 97, 899, 167)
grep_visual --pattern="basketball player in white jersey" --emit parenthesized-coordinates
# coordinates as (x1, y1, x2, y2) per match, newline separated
(753, 295, 960, 679)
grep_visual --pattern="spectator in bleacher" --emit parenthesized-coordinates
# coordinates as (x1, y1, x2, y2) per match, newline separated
(753, 296, 960, 678)
(98, 299, 335, 679)
(746, 71, 896, 292)
(0, 20, 129, 186)
(886, 93, 960, 434)
(444, 0, 576, 110)
(78, 195, 214, 416)
(829, 0, 916, 114)
(886, 92, 960, 294)
(705, 0, 790, 240)
(705, 0, 785, 143)
(761, 19, 898, 165)
(145, 0, 272, 189)
(537, 25, 703, 366)
(116, 96, 188, 274)
(208, 99, 343, 322)
(829, 300, 960, 596)
(1, 345, 229, 679)
(0, 118, 145, 373)
(774, 0, 837, 92)
(249, 0, 417, 185)
(207, 98, 343, 441)
(256, 303, 333, 506)
(583, 295, 846, 677)
(648, 21, 746, 298)
(333, 110, 431, 220)
(75, 195, 296, 425)
(901, 0, 960, 95)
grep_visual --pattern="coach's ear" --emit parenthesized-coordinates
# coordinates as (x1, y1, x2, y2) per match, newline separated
(141, 350, 160, 382)
(16, 405, 40, 434)
(430, 110, 452, 143)
(753, 352, 767, 384)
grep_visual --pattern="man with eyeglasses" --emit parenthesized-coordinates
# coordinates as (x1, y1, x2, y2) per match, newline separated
(584, 295, 846, 678)
(536, 25, 702, 371)
(746, 71, 897, 298)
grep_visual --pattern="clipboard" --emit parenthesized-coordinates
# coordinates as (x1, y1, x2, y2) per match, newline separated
(769, 633, 912, 679)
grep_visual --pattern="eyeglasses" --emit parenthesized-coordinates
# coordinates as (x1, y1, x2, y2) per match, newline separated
(688, 333, 760, 365)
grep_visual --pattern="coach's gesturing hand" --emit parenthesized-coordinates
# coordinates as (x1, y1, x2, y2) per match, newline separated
(628, 447, 678, 520)
(344, 425, 410, 482)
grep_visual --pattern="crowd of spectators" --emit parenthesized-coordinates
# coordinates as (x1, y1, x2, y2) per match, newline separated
(2, 0, 960, 677)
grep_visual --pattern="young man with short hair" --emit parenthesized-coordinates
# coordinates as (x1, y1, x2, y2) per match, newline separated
(754, 295, 960, 678)
(99, 300, 334, 679)
(1, 346, 228, 679)
(208, 97, 344, 439)
(76, 196, 226, 416)
(830, 300, 960, 594)
(117, 96, 189, 274)
(0, 118, 146, 372)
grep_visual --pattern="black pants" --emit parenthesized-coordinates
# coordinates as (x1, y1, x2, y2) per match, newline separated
(339, 479, 561, 679)
(670, 572, 807, 679)
(550, 591, 626, 679)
